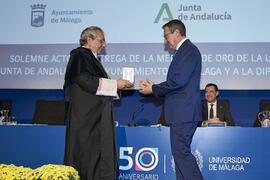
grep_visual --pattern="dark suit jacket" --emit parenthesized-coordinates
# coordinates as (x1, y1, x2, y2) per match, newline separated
(152, 39, 202, 125)
(0, 99, 12, 116)
(202, 99, 235, 126)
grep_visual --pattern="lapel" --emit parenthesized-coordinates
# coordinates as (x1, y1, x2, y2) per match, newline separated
(85, 48, 108, 78)
(203, 100, 208, 119)
(94, 56, 108, 78)
(216, 101, 223, 118)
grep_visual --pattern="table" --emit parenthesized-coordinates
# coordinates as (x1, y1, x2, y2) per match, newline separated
(0, 125, 269, 180)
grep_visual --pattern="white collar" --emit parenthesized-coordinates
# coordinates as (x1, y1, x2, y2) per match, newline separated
(93, 52, 98, 59)
(207, 101, 217, 106)
(176, 38, 187, 50)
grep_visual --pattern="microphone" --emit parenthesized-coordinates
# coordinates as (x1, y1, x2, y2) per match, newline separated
(128, 104, 144, 127)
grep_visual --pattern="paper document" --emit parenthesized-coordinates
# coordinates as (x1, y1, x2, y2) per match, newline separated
(122, 67, 134, 83)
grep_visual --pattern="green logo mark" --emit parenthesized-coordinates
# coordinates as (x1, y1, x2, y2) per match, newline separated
(154, 3, 173, 23)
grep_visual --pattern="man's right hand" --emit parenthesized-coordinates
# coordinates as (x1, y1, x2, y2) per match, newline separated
(117, 79, 133, 90)
(139, 79, 153, 95)
(202, 117, 221, 126)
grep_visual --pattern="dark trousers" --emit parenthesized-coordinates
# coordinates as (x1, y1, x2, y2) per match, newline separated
(170, 122, 204, 180)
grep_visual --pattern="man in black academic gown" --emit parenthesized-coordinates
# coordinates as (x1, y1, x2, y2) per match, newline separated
(63, 26, 133, 180)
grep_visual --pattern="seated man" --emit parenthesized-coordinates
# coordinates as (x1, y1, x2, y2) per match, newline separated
(201, 83, 235, 126)
(254, 99, 270, 127)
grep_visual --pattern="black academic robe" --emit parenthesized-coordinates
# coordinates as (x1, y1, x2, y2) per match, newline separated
(63, 47, 117, 180)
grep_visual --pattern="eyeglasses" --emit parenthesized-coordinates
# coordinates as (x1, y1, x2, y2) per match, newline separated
(163, 30, 178, 40)
(163, 32, 172, 40)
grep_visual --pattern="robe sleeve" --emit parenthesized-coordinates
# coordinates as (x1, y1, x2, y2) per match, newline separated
(96, 78, 117, 97)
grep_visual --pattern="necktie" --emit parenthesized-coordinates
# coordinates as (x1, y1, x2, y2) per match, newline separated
(210, 104, 214, 119)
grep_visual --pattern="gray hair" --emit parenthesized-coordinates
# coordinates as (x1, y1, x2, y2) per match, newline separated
(79, 26, 104, 46)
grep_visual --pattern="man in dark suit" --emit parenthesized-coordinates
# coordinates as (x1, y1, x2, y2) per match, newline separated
(201, 83, 235, 126)
(140, 19, 203, 180)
